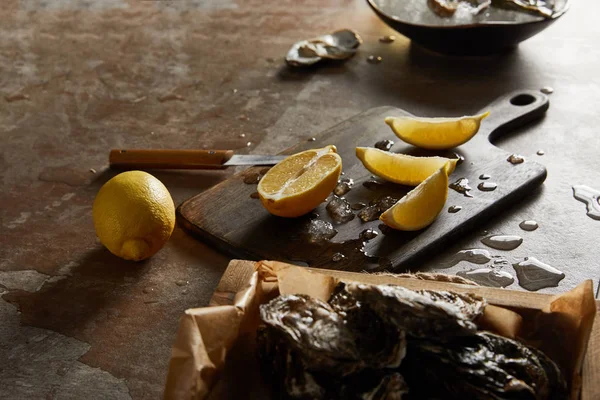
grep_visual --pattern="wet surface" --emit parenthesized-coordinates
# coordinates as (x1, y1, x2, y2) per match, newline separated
(449, 177, 473, 197)
(481, 235, 523, 250)
(512, 257, 565, 291)
(1, 0, 600, 398)
(456, 268, 515, 288)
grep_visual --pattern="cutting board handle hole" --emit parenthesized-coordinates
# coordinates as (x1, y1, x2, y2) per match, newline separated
(510, 94, 536, 106)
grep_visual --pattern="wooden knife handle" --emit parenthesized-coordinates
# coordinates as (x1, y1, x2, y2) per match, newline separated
(109, 149, 234, 170)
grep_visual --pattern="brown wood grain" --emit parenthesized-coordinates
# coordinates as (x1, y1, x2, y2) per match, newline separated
(179, 91, 549, 272)
(210, 260, 600, 400)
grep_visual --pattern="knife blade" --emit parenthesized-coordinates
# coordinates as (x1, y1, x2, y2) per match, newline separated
(109, 149, 286, 170)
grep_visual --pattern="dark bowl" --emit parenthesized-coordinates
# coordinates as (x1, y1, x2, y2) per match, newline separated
(367, 0, 570, 55)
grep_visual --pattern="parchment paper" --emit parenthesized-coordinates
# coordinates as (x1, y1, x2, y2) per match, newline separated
(164, 260, 596, 400)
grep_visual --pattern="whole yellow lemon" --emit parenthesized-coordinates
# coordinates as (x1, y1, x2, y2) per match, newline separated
(92, 171, 175, 261)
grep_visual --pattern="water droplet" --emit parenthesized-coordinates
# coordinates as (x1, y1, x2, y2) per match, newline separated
(572, 185, 600, 220)
(513, 257, 565, 291)
(536, 150, 545, 156)
(250, 192, 260, 199)
(452, 249, 493, 265)
(477, 182, 497, 192)
(482, 230, 488, 235)
(367, 55, 383, 64)
(341, 172, 345, 175)
(379, 35, 396, 43)
(457, 268, 515, 288)
(519, 220, 538, 231)
(362, 180, 385, 191)
(243, 171, 263, 184)
(239, 133, 246, 138)
(89, 168, 97, 174)
(332, 252, 345, 262)
(448, 205, 462, 213)
(479, 174, 491, 180)
(142, 287, 154, 294)
(175, 280, 189, 287)
(308, 137, 316, 142)
(449, 178, 473, 197)
(374, 139, 394, 151)
(238, 115, 250, 121)
(454, 153, 465, 165)
(359, 228, 379, 241)
(351, 202, 367, 211)
(246, 141, 252, 147)
(540, 86, 554, 95)
(302, 219, 338, 243)
(507, 154, 525, 164)
(481, 235, 523, 250)
(233, 89, 238, 94)
(333, 178, 355, 196)
(326, 196, 355, 223)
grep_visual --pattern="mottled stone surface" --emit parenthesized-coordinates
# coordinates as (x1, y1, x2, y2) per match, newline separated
(1, 0, 599, 398)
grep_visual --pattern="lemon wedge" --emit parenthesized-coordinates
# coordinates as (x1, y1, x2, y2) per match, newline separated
(380, 162, 453, 231)
(356, 147, 457, 186)
(258, 145, 342, 217)
(385, 111, 490, 150)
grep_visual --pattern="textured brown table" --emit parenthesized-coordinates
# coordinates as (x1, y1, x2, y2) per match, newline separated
(0, 0, 598, 399)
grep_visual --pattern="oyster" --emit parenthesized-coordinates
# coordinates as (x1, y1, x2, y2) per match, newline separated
(493, 0, 557, 18)
(329, 283, 407, 368)
(286, 29, 362, 67)
(343, 283, 486, 339)
(258, 294, 363, 376)
(400, 331, 568, 400)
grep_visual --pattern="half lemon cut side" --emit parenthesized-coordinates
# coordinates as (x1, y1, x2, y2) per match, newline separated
(258, 145, 342, 217)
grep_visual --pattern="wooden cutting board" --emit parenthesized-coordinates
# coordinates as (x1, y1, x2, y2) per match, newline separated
(178, 90, 549, 272)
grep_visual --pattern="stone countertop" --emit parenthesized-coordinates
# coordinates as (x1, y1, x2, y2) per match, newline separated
(0, 0, 598, 398)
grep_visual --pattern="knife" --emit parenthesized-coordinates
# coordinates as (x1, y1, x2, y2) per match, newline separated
(109, 149, 287, 170)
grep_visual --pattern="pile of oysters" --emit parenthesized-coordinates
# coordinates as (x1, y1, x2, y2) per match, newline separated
(257, 282, 567, 399)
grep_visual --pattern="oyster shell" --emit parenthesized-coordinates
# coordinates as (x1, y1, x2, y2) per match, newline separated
(329, 283, 407, 368)
(286, 29, 362, 67)
(343, 282, 486, 339)
(258, 294, 363, 376)
(400, 331, 568, 400)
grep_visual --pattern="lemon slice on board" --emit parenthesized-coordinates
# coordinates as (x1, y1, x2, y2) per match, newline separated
(356, 147, 457, 186)
(380, 162, 453, 231)
(385, 112, 490, 150)
(258, 145, 342, 217)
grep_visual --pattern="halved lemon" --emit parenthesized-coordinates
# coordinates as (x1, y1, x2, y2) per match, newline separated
(380, 162, 453, 231)
(356, 147, 457, 186)
(385, 111, 490, 150)
(257, 145, 342, 217)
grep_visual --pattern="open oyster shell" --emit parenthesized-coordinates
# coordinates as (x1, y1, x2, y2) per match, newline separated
(343, 282, 486, 340)
(286, 29, 362, 67)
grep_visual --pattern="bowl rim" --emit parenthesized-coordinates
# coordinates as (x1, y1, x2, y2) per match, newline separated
(366, 0, 570, 30)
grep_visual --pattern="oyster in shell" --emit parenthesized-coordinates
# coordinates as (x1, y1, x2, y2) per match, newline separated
(286, 29, 362, 67)
(400, 331, 568, 399)
(329, 282, 407, 368)
(343, 282, 486, 339)
(258, 294, 363, 377)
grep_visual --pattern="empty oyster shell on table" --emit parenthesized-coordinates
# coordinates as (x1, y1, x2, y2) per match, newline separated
(286, 29, 362, 67)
